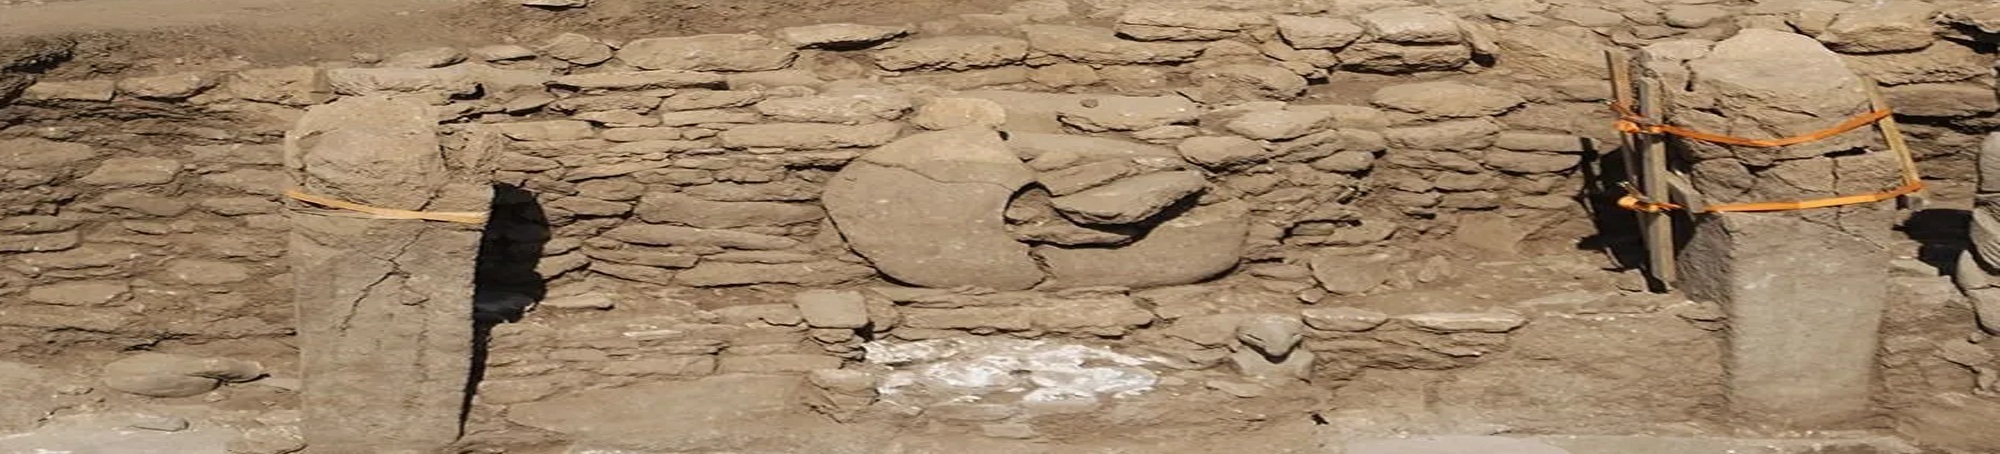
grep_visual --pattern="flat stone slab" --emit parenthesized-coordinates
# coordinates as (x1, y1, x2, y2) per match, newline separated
(1037, 199, 1249, 289)
(1347, 436, 1571, 454)
(1347, 435, 1920, 454)
(507, 375, 820, 452)
(0, 413, 237, 454)
(1537, 435, 1921, 454)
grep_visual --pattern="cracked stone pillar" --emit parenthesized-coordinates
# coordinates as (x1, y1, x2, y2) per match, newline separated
(1646, 29, 1896, 429)
(285, 95, 494, 452)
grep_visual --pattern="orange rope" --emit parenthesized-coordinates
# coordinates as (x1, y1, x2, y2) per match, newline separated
(1610, 102, 1891, 148)
(1608, 102, 1922, 213)
(1702, 181, 1925, 213)
(285, 190, 490, 224)
(1617, 181, 1926, 214)
(1616, 186, 1681, 213)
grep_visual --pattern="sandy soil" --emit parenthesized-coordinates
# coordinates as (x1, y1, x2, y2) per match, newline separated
(0, 0, 1016, 75)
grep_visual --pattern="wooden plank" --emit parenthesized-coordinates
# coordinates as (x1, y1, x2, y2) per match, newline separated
(1605, 51, 1643, 189)
(1636, 77, 1677, 286)
(1861, 79, 1927, 210)
(1603, 50, 1653, 276)
(1664, 173, 1705, 213)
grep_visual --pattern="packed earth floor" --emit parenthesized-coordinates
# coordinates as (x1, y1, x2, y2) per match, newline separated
(1, 0, 1999, 453)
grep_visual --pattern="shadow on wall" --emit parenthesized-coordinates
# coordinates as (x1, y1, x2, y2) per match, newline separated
(1901, 208, 1970, 275)
(1571, 138, 1651, 271)
(472, 183, 550, 322)
(464, 183, 549, 423)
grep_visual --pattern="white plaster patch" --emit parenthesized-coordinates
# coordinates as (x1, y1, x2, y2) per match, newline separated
(861, 337, 1163, 403)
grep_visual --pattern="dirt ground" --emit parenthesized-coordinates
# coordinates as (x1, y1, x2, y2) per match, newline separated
(0, 0, 1017, 77)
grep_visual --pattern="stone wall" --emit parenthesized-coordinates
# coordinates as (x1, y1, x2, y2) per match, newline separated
(0, 94, 301, 356)
(0, 0, 1996, 446)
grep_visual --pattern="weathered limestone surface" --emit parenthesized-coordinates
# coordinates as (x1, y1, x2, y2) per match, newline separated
(1114, 7, 1268, 41)
(1895, 393, 2000, 453)
(1021, 25, 1206, 65)
(100, 353, 263, 398)
(616, 34, 798, 72)
(285, 95, 493, 452)
(1346, 436, 1570, 454)
(873, 36, 1028, 71)
(822, 127, 1044, 290)
(1679, 213, 1885, 429)
(1050, 171, 1208, 225)
(1671, 30, 1881, 168)
(1037, 199, 1250, 288)
(507, 375, 816, 451)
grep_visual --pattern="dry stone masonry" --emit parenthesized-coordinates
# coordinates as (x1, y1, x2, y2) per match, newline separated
(0, 0, 1997, 451)
(1961, 134, 2000, 336)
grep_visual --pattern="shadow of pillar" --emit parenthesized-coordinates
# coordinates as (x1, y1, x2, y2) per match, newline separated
(463, 183, 549, 423)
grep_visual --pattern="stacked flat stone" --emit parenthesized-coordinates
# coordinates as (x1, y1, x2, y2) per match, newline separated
(1955, 133, 2000, 335)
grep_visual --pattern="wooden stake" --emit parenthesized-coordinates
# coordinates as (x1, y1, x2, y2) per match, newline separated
(1637, 78, 1676, 285)
(1605, 51, 1643, 192)
(1606, 50, 1676, 289)
(1861, 80, 1927, 210)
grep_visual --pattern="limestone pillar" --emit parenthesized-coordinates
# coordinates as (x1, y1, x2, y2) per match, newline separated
(1646, 29, 1896, 429)
(284, 96, 494, 452)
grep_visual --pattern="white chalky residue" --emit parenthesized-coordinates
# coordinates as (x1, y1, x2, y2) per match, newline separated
(917, 357, 1021, 392)
(862, 337, 1161, 402)
(863, 337, 970, 364)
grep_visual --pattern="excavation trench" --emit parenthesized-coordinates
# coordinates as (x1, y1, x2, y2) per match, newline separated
(0, 1, 1996, 452)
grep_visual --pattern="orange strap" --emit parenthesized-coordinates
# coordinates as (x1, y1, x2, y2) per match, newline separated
(285, 190, 490, 224)
(1703, 181, 1926, 213)
(1617, 181, 1926, 214)
(1609, 101, 1920, 213)
(1616, 187, 1681, 213)
(1610, 102, 1891, 148)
